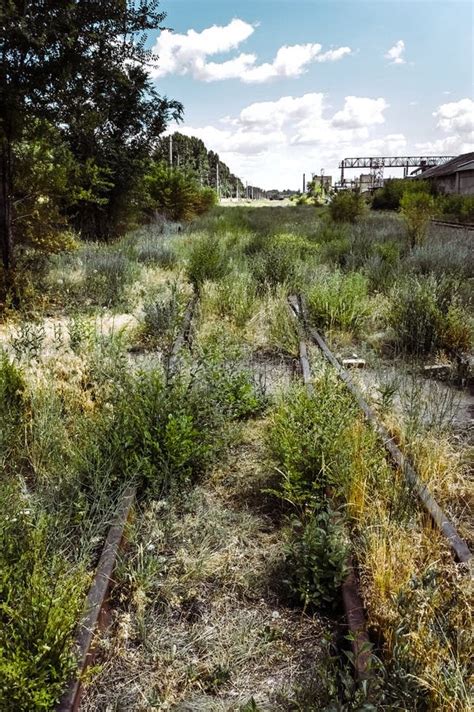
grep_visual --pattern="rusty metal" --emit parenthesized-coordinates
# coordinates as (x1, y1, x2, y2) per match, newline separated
(57, 486, 136, 712)
(291, 295, 472, 566)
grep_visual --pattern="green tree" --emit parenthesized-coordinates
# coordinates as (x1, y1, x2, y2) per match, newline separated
(330, 190, 367, 223)
(0, 1, 182, 275)
(400, 191, 435, 248)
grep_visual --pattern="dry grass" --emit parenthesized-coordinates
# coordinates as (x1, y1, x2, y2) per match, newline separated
(81, 420, 333, 711)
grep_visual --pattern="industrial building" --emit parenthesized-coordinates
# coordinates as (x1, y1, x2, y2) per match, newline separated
(417, 152, 474, 195)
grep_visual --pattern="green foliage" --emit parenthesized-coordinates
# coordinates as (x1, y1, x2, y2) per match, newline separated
(389, 275, 473, 354)
(329, 191, 367, 223)
(83, 249, 138, 307)
(0, 486, 85, 712)
(186, 234, 230, 290)
(79, 343, 264, 497)
(400, 191, 435, 248)
(145, 163, 217, 222)
(372, 179, 430, 211)
(268, 379, 355, 510)
(210, 271, 257, 328)
(142, 283, 185, 349)
(306, 270, 370, 333)
(0, 353, 25, 465)
(436, 194, 474, 223)
(285, 509, 349, 610)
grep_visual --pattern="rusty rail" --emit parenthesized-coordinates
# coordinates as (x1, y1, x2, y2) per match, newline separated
(57, 486, 136, 712)
(58, 295, 199, 711)
(290, 295, 472, 566)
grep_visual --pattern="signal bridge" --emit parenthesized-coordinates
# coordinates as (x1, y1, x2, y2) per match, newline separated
(337, 155, 455, 190)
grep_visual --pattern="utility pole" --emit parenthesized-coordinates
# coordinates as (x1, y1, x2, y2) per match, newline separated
(169, 135, 173, 166)
(303, 173, 306, 193)
(216, 162, 220, 199)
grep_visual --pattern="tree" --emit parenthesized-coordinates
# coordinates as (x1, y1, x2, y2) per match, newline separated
(400, 192, 435, 248)
(0, 1, 182, 275)
(329, 190, 367, 223)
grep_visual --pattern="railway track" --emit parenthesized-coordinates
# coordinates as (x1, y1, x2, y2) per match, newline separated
(57, 295, 198, 712)
(57, 288, 470, 710)
(289, 294, 472, 566)
(431, 218, 474, 231)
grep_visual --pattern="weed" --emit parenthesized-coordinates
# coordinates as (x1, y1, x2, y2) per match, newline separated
(285, 508, 350, 610)
(306, 269, 370, 334)
(10, 321, 46, 361)
(186, 233, 230, 290)
(329, 191, 367, 223)
(389, 275, 473, 355)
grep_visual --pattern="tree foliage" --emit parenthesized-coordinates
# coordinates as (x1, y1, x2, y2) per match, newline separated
(154, 133, 244, 197)
(0, 0, 183, 282)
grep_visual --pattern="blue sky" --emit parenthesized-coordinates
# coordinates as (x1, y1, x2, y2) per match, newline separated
(148, 0, 473, 188)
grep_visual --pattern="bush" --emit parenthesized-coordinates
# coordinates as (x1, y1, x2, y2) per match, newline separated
(372, 179, 430, 211)
(206, 271, 257, 328)
(329, 191, 366, 223)
(268, 378, 355, 509)
(0, 486, 85, 712)
(134, 239, 177, 269)
(400, 192, 435, 248)
(389, 275, 473, 354)
(186, 234, 229, 290)
(306, 270, 370, 333)
(142, 283, 185, 349)
(145, 163, 217, 222)
(436, 194, 474, 224)
(83, 249, 138, 307)
(285, 509, 349, 610)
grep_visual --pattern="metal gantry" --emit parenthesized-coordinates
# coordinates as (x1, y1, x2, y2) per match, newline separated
(338, 155, 455, 188)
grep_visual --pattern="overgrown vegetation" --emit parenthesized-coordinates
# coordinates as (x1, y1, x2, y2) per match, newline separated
(1, 196, 472, 710)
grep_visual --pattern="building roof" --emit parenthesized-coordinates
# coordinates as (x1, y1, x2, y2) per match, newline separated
(420, 152, 474, 178)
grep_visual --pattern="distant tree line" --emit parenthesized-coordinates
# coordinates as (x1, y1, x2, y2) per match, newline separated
(154, 133, 245, 198)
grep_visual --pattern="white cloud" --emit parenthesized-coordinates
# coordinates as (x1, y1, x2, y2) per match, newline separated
(384, 40, 406, 65)
(415, 98, 474, 155)
(332, 96, 389, 129)
(150, 19, 351, 82)
(434, 98, 474, 136)
(176, 92, 396, 188)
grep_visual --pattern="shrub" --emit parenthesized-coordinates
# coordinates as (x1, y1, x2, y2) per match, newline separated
(372, 179, 430, 211)
(436, 194, 474, 224)
(400, 192, 435, 248)
(268, 378, 355, 509)
(187, 234, 229, 290)
(194, 187, 218, 215)
(389, 275, 473, 354)
(134, 239, 177, 269)
(329, 191, 366, 223)
(83, 249, 138, 307)
(208, 271, 257, 328)
(250, 234, 312, 290)
(0, 487, 85, 711)
(285, 509, 349, 610)
(142, 283, 185, 349)
(306, 270, 370, 333)
(145, 163, 217, 222)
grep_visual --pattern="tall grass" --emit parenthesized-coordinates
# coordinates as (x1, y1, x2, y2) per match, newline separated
(306, 269, 370, 334)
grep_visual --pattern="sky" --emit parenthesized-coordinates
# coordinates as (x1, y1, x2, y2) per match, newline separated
(148, 0, 474, 189)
